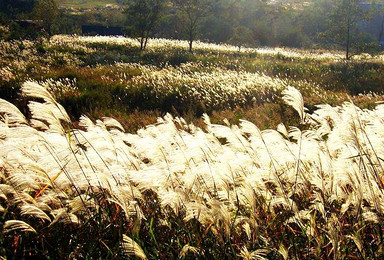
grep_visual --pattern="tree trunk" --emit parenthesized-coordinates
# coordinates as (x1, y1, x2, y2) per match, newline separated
(346, 17, 351, 60)
(188, 15, 197, 53)
(46, 22, 52, 36)
(144, 30, 149, 50)
(188, 28, 193, 53)
(140, 37, 144, 51)
(189, 40, 193, 53)
(379, 15, 384, 44)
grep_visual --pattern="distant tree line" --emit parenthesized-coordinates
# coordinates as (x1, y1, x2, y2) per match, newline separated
(123, 0, 384, 58)
(1, 0, 383, 58)
(0, 0, 74, 38)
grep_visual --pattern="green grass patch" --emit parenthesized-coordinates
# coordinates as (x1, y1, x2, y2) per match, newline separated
(59, 0, 119, 9)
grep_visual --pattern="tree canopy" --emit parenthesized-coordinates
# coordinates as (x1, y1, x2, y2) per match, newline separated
(124, 0, 167, 50)
(1, 0, 383, 56)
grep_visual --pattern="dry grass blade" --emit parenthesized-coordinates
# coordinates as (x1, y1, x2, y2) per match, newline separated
(22, 81, 57, 105)
(121, 234, 147, 260)
(20, 204, 51, 222)
(0, 99, 28, 125)
(278, 244, 288, 260)
(179, 244, 200, 259)
(347, 234, 364, 257)
(282, 86, 305, 123)
(3, 220, 37, 233)
(34, 169, 63, 199)
(102, 117, 125, 132)
(239, 246, 268, 260)
(49, 210, 80, 227)
(243, 222, 252, 240)
(22, 81, 71, 125)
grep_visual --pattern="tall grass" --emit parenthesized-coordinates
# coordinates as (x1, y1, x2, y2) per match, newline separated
(1, 82, 384, 258)
(2, 36, 384, 135)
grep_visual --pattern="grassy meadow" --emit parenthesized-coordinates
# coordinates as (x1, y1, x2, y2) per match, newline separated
(1, 36, 384, 259)
(59, 0, 119, 9)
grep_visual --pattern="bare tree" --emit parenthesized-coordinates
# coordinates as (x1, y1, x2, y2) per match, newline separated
(324, 0, 369, 60)
(374, 2, 384, 44)
(173, 0, 213, 52)
(124, 0, 166, 50)
(229, 25, 254, 52)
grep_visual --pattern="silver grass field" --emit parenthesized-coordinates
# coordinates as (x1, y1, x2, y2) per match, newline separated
(1, 78, 384, 258)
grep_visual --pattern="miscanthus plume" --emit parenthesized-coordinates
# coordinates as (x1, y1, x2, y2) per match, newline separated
(1, 81, 384, 258)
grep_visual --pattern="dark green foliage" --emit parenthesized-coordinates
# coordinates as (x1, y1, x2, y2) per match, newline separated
(124, 0, 167, 50)
(0, 0, 36, 19)
(31, 0, 58, 35)
(0, 191, 126, 259)
(172, 0, 215, 52)
(321, 0, 370, 59)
